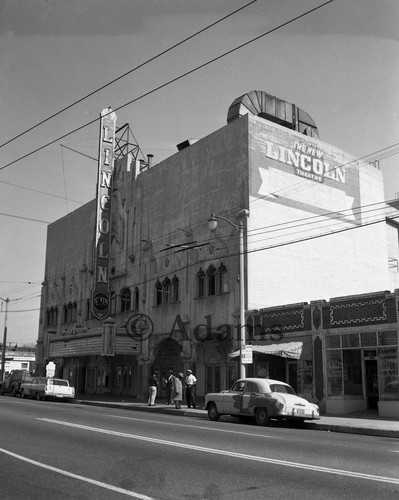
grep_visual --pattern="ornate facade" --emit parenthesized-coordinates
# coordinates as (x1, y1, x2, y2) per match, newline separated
(36, 91, 398, 415)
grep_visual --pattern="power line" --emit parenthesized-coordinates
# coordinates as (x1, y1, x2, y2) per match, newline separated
(0, 212, 51, 224)
(60, 144, 97, 162)
(0, 179, 85, 205)
(0, 0, 258, 150)
(0, 0, 335, 173)
(23, 208, 399, 318)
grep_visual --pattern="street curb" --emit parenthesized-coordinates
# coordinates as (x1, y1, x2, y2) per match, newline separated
(300, 422, 399, 439)
(76, 400, 399, 438)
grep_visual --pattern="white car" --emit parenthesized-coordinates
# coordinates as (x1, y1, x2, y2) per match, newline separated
(205, 378, 320, 426)
(20, 377, 75, 401)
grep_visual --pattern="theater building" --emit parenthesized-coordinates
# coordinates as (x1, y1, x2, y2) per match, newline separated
(36, 91, 398, 415)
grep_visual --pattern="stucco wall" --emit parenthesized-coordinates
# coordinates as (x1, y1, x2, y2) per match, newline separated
(128, 117, 250, 336)
(246, 115, 390, 309)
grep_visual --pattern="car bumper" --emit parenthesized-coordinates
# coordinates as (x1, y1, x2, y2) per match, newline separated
(275, 409, 320, 420)
(44, 393, 74, 399)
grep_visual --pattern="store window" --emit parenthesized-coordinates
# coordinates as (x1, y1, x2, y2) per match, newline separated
(378, 347, 399, 401)
(326, 350, 343, 396)
(343, 350, 362, 395)
(296, 359, 313, 398)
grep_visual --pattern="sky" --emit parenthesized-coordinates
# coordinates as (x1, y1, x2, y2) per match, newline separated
(0, 0, 398, 347)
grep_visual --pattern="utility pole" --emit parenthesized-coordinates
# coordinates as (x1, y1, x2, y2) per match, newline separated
(0, 297, 10, 381)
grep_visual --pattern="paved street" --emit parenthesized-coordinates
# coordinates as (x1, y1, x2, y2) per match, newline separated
(74, 394, 399, 439)
(1, 396, 399, 499)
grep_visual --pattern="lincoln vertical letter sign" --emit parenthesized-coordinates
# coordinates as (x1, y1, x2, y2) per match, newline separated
(92, 108, 117, 320)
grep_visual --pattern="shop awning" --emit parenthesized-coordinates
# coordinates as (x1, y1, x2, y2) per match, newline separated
(228, 341, 303, 360)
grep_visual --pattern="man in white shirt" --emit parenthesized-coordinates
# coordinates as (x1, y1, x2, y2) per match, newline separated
(185, 369, 197, 408)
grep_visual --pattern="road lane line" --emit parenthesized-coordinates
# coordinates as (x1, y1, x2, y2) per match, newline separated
(0, 447, 154, 499)
(106, 414, 283, 439)
(39, 418, 399, 486)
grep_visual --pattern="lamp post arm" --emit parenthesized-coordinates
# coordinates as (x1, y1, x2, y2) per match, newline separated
(209, 213, 240, 231)
(209, 209, 248, 232)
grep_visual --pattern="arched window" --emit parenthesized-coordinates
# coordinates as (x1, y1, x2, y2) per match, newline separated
(172, 275, 179, 303)
(63, 304, 68, 323)
(217, 262, 227, 294)
(46, 308, 51, 327)
(197, 268, 205, 298)
(163, 278, 171, 304)
(206, 265, 216, 296)
(85, 299, 91, 319)
(71, 302, 77, 323)
(110, 291, 116, 315)
(120, 287, 131, 312)
(155, 280, 163, 306)
(133, 287, 139, 310)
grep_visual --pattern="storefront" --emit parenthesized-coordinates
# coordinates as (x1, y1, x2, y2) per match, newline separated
(249, 290, 399, 417)
(325, 330, 398, 415)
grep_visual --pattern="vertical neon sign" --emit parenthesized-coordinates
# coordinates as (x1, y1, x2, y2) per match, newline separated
(92, 108, 117, 320)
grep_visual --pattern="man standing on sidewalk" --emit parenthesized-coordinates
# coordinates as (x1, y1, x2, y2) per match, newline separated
(148, 371, 159, 406)
(166, 368, 175, 405)
(185, 369, 197, 409)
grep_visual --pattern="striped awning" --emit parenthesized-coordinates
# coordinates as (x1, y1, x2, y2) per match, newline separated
(228, 341, 303, 360)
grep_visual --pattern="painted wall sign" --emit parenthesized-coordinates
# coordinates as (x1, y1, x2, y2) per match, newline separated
(252, 120, 362, 225)
(92, 108, 117, 320)
(264, 140, 346, 185)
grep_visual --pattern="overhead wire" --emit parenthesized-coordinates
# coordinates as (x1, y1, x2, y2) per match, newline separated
(18, 204, 399, 318)
(0, 178, 85, 205)
(0, 0, 258, 150)
(0, 0, 336, 173)
(3, 0, 395, 307)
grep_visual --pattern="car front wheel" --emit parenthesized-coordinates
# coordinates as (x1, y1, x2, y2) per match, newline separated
(255, 407, 270, 426)
(207, 403, 220, 421)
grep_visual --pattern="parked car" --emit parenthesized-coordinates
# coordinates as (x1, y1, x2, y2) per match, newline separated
(205, 378, 320, 426)
(20, 377, 75, 401)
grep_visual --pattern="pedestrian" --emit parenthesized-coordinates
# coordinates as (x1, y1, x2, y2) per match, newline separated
(165, 368, 175, 405)
(172, 372, 184, 409)
(185, 369, 197, 408)
(147, 371, 159, 406)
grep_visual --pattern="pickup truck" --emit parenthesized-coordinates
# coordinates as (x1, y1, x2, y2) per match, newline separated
(0, 370, 32, 397)
(20, 377, 75, 401)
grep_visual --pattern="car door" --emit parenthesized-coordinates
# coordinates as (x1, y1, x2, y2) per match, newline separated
(240, 382, 259, 416)
(26, 378, 37, 396)
(223, 381, 245, 415)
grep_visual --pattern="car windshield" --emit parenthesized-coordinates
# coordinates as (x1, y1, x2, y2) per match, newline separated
(270, 383, 296, 395)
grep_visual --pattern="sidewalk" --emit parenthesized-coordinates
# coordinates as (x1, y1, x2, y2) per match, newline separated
(74, 395, 399, 439)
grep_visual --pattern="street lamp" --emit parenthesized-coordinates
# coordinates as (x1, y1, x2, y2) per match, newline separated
(0, 297, 10, 381)
(208, 209, 249, 378)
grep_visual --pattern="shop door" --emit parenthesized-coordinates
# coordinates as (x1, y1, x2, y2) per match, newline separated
(206, 365, 221, 393)
(365, 360, 378, 409)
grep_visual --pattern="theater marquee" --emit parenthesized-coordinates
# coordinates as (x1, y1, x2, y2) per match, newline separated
(92, 108, 117, 320)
